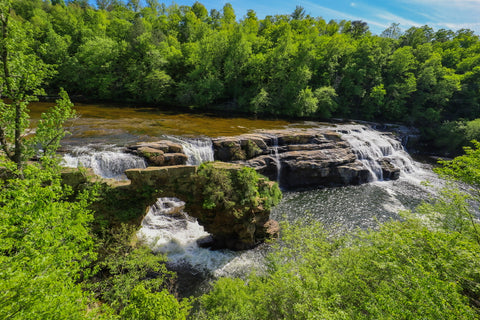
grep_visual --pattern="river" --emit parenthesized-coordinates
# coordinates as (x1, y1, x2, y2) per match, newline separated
(30, 102, 442, 297)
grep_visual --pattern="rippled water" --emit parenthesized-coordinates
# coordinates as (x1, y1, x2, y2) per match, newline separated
(32, 102, 444, 297)
(272, 172, 439, 233)
(135, 161, 441, 298)
(29, 102, 296, 146)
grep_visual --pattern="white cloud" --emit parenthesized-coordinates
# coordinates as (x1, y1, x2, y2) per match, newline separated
(299, 0, 387, 29)
(357, 0, 480, 33)
(299, 0, 359, 21)
(339, 2, 420, 32)
(375, 12, 421, 28)
(400, 0, 480, 8)
(437, 22, 480, 31)
(399, 0, 480, 33)
(398, 0, 480, 21)
(294, 0, 480, 34)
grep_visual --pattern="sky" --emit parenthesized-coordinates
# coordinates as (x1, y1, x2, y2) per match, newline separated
(172, 0, 480, 35)
(92, 0, 480, 35)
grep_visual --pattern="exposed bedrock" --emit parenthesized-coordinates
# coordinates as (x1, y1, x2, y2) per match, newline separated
(127, 141, 187, 166)
(125, 163, 281, 251)
(125, 128, 402, 190)
(212, 129, 399, 189)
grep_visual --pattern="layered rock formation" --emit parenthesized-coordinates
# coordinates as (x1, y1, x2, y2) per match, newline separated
(127, 128, 402, 190)
(127, 141, 187, 166)
(126, 162, 281, 251)
(212, 129, 400, 189)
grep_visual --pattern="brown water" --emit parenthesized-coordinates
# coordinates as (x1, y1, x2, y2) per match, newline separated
(30, 102, 443, 298)
(30, 102, 309, 146)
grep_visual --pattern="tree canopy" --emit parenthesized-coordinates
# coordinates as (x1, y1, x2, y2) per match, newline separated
(5, 1, 479, 130)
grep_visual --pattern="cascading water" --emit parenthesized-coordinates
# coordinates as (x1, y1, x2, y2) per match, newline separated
(137, 198, 220, 268)
(337, 124, 418, 181)
(271, 136, 281, 184)
(165, 137, 214, 165)
(271, 124, 441, 234)
(137, 197, 267, 295)
(135, 125, 441, 297)
(61, 144, 147, 180)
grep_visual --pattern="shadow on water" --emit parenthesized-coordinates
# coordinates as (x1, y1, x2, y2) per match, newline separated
(29, 102, 297, 145)
(32, 102, 446, 298)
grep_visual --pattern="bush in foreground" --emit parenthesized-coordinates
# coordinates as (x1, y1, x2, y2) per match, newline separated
(196, 189, 480, 319)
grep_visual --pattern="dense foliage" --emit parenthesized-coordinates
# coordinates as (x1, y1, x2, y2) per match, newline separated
(0, 160, 191, 319)
(195, 157, 480, 319)
(0, 160, 105, 318)
(7, 1, 480, 128)
(197, 209, 480, 319)
(3, 1, 480, 319)
(193, 163, 282, 217)
(1, 1, 189, 317)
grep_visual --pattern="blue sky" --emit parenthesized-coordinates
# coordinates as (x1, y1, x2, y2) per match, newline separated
(172, 0, 480, 34)
(93, 0, 480, 35)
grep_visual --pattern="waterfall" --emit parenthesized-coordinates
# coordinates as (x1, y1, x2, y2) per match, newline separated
(271, 136, 281, 184)
(61, 144, 147, 180)
(166, 137, 214, 165)
(137, 198, 237, 272)
(337, 124, 418, 181)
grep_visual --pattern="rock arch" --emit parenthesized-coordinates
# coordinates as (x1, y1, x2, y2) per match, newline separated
(125, 162, 281, 250)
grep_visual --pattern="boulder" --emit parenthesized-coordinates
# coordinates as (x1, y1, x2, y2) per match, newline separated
(126, 165, 196, 194)
(379, 158, 401, 180)
(212, 137, 245, 161)
(128, 141, 183, 153)
(60, 167, 96, 188)
(163, 153, 188, 166)
(128, 140, 187, 166)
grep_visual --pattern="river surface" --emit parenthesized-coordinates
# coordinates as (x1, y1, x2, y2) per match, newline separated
(30, 102, 297, 145)
(30, 102, 442, 297)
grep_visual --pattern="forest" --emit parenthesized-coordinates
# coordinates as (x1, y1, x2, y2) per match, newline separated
(7, 0, 480, 154)
(1, 0, 480, 319)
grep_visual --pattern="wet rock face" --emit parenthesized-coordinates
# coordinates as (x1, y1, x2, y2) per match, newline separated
(212, 129, 398, 189)
(378, 158, 401, 180)
(127, 141, 188, 166)
(127, 129, 402, 190)
(212, 134, 268, 162)
(126, 163, 281, 251)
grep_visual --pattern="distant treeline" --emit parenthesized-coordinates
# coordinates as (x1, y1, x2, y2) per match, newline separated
(10, 1, 480, 141)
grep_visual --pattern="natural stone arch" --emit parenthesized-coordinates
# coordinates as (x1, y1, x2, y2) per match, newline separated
(125, 162, 281, 250)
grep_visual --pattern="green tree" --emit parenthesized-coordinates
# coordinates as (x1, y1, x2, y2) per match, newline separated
(291, 5, 306, 20)
(437, 140, 480, 188)
(401, 25, 434, 47)
(0, 1, 75, 174)
(314, 86, 338, 118)
(191, 1, 208, 21)
(221, 3, 236, 27)
(87, 224, 179, 312)
(197, 213, 479, 319)
(383, 46, 417, 120)
(381, 22, 402, 39)
(293, 86, 318, 116)
(0, 153, 104, 319)
(69, 36, 124, 98)
(119, 285, 191, 320)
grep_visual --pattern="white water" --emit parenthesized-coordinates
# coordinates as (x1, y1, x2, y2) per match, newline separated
(61, 144, 147, 180)
(134, 125, 440, 296)
(271, 136, 281, 184)
(137, 198, 260, 277)
(166, 137, 214, 165)
(337, 124, 418, 181)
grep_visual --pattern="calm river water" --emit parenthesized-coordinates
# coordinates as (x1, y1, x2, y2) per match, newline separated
(30, 102, 442, 297)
